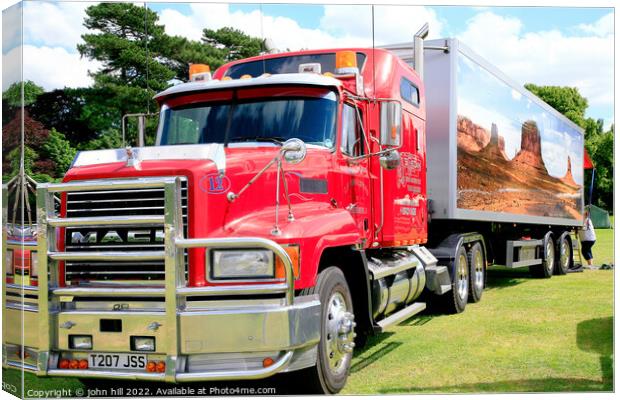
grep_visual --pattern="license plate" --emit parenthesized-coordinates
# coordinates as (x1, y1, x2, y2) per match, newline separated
(88, 353, 147, 370)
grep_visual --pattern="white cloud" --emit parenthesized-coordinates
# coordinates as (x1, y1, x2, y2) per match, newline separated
(320, 5, 444, 45)
(158, 4, 443, 52)
(23, 1, 90, 51)
(458, 11, 614, 115)
(21, 45, 100, 90)
(578, 12, 614, 37)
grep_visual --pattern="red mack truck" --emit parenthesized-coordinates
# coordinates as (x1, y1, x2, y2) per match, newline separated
(3, 25, 584, 393)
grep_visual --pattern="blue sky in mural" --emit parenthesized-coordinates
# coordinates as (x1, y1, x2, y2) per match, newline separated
(3, 1, 614, 129)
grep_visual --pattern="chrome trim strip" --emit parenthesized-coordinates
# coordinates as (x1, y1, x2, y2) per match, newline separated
(177, 283, 287, 297)
(48, 369, 165, 380)
(175, 351, 294, 382)
(50, 251, 165, 261)
(7, 360, 39, 372)
(52, 287, 165, 297)
(6, 283, 39, 292)
(41, 177, 178, 193)
(5, 302, 39, 312)
(48, 215, 165, 227)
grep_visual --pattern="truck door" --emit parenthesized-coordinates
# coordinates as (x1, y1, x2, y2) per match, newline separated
(335, 102, 372, 243)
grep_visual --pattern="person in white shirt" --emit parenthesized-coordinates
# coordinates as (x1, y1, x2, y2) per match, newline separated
(578, 210, 597, 267)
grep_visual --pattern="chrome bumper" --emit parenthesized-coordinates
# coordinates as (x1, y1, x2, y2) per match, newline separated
(3, 177, 321, 382)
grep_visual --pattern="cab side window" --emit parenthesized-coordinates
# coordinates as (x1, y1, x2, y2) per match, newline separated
(341, 104, 364, 157)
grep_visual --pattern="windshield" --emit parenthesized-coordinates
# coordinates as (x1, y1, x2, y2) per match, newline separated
(157, 91, 337, 148)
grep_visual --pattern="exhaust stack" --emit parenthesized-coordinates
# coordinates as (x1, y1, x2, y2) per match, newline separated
(413, 23, 429, 79)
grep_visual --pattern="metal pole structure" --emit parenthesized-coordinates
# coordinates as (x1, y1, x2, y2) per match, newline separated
(588, 168, 596, 207)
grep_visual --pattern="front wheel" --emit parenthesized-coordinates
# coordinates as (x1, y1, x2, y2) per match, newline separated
(299, 267, 355, 394)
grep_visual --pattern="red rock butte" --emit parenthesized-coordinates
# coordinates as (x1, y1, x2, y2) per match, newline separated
(512, 120, 549, 175)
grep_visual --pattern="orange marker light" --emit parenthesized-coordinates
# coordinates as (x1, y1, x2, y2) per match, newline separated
(146, 361, 156, 372)
(58, 359, 70, 369)
(263, 357, 275, 368)
(275, 245, 300, 280)
(221, 76, 232, 81)
(335, 51, 357, 69)
(156, 361, 166, 373)
(69, 359, 79, 369)
(240, 74, 252, 79)
(79, 359, 88, 369)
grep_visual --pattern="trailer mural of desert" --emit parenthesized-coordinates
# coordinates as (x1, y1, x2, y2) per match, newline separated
(456, 53, 584, 220)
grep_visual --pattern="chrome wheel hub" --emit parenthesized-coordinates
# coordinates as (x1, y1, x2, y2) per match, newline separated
(473, 250, 484, 290)
(325, 292, 355, 374)
(456, 253, 468, 300)
(560, 239, 570, 270)
(545, 240, 555, 273)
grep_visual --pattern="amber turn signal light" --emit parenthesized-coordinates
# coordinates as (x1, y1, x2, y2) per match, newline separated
(262, 357, 275, 368)
(275, 245, 300, 280)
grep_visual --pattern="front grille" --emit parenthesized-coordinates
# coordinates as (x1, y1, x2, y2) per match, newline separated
(64, 179, 188, 284)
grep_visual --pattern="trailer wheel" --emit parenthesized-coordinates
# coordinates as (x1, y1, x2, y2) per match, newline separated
(467, 243, 485, 303)
(298, 267, 355, 394)
(555, 234, 572, 275)
(530, 234, 555, 278)
(441, 245, 469, 314)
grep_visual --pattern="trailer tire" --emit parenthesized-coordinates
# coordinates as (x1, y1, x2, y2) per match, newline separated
(555, 234, 572, 275)
(530, 234, 555, 278)
(441, 245, 469, 314)
(298, 267, 355, 394)
(467, 243, 485, 303)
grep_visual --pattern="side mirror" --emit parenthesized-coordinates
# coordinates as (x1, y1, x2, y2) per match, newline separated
(380, 101, 402, 147)
(281, 138, 307, 164)
(379, 149, 400, 170)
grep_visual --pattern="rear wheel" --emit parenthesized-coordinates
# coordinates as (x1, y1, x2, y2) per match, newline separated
(530, 234, 555, 278)
(441, 245, 469, 314)
(555, 234, 572, 275)
(468, 243, 485, 303)
(299, 267, 355, 394)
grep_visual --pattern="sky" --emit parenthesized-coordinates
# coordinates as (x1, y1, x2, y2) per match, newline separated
(1, 1, 615, 129)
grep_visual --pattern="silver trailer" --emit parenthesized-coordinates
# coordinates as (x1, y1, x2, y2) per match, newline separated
(386, 38, 585, 227)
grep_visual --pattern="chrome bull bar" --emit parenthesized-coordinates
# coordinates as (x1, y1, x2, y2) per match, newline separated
(34, 176, 299, 382)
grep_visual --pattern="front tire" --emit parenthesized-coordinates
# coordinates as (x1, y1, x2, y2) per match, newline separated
(468, 243, 485, 303)
(299, 267, 355, 394)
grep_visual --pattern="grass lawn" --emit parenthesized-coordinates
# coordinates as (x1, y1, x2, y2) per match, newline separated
(2, 225, 614, 396)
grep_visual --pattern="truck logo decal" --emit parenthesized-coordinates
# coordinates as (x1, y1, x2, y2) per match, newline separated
(199, 173, 231, 194)
(70, 230, 164, 244)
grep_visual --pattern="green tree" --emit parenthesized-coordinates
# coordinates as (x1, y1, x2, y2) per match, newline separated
(2, 80, 44, 107)
(42, 129, 78, 176)
(526, 83, 613, 210)
(76, 3, 262, 146)
(203, 27, 265, 63)
(524, 84, 588, 127)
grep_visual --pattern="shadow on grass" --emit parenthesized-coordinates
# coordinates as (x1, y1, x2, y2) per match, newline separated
(485, 266, 533, 291)
(376, 377, 612, 394)
(577, 316, 614, 388)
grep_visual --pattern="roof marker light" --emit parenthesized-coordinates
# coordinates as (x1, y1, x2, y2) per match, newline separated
(335, 50, 358, 75)
(240, 74, 252, 79)
(189, 64, 212, 82)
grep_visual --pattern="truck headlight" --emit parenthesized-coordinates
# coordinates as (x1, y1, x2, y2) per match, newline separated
(69, 335, 92, 350)
(210, 250, 274, 280)
(131, 336, 155, 352)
